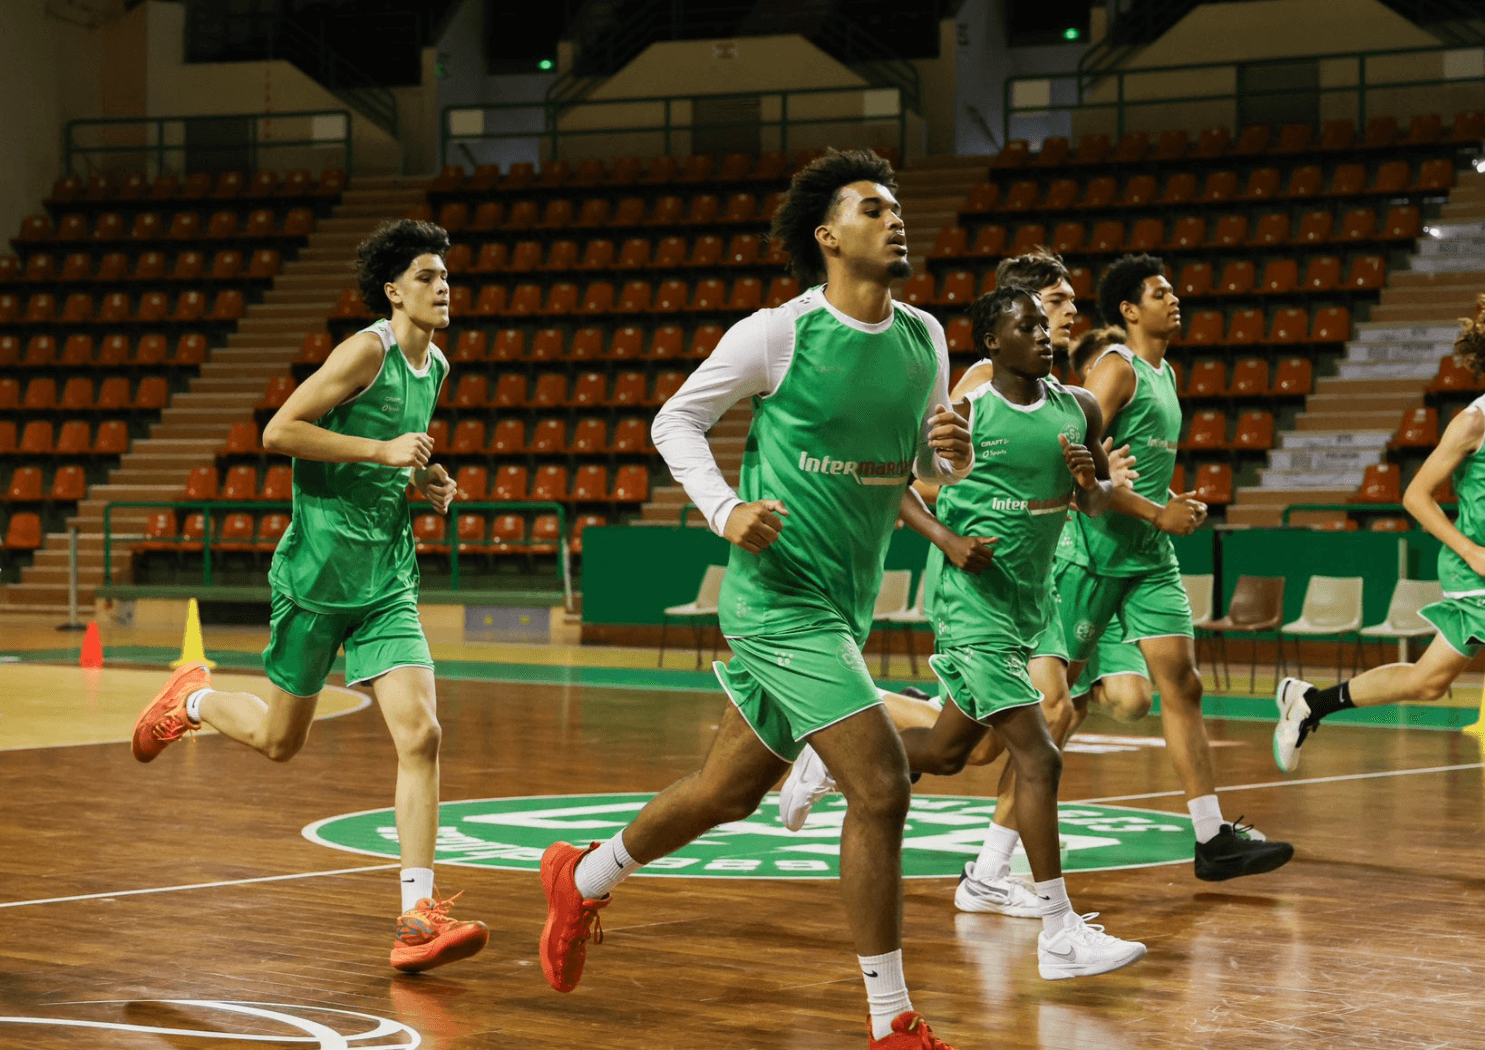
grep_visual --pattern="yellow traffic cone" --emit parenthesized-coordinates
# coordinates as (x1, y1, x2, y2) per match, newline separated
(1463, 676, 1485, 735)
(170, 597, 218, 669)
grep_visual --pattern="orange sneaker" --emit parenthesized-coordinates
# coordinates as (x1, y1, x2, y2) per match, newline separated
(539, 841, 608, 993)
(868, 1012, 960, 1050)
(131, 662, 210, 763)
(390, 890, 490, 973)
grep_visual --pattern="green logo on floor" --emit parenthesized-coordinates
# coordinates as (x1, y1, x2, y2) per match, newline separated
(304, 794, 1193, 879)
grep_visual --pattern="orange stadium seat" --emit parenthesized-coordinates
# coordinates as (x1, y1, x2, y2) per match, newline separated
(1355, 463, 1401, 503)
(1295, 211, 1334, 245)
(1230, 358, 1269, 397)
(1346, 255, 1386, 290)
(1390, 408, 1438, 449)
(1233, 410, 1274, 450)
(1194, 463, 1232, 505)
(1217, 260, 1255, 295)
(1268, 308, 1308, 345)
(490, 419, 527, 455)
(969, 225, 1008, 257)
(1185, 410, 1227, 450)
(1260, 259, 1298, 295)
(1302, 256, 1341, 292)
(1224, 308, 1265, 346)
(1273, 357, 1313, 396)
(1309, 307, 1350, 343)
(1429, 354, 1479, 394)
(1089, 220, 1124, 253)
(1186, 360, 1226, 397)
(1182, 311, 1225, 347)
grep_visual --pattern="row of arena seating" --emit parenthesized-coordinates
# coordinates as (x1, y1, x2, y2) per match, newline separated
(959, 160, 1455, 216)
(984, 114, 1484, 172)
(1, 332, 209, 369)
(0, 289, 248, 328)
(0, 419, 134, 456)
(425, 149, 888, 199)
(12, 208, 317, 247)
(412, 193, 782, 238)
(1, 248, 282, 289)
(440, 232, 785, 275)
(3, 376, 177, 413)
(43, 169, 346, 209)
(3, 463, 96, 502)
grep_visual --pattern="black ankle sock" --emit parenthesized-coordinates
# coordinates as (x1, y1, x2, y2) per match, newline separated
(1304, 682, 1354, 722)
(909, 772, 922, 784)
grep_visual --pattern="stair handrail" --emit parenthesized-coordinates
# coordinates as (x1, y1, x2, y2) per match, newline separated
(64, 108, 352, 178)
(1278, 502, 1457, 526)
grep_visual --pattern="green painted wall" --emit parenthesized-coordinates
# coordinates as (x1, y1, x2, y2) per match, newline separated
(582, 524, 1444, 628)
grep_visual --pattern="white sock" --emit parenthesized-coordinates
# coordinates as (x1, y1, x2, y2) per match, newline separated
(1035, 877, 1073, 934)
(400, 867, 435, 912)
(858, 949, 912, 1040)
(973, 822, 1020, 880)
(184, 688, 212, 725)
(1188, 794, 1224, 844)
(574, 830, 642, 900)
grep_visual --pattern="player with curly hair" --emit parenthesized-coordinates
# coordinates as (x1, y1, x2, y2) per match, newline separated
(131, 219, 487, 972)
(538, 148, 974, 1049)
(1276, 294, 1485, 771)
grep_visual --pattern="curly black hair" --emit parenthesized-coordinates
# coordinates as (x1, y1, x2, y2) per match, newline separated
(969, 285, 1039, 357)
(995, 247, 1070, 294)
(1457, 293, 1485, 375)
(355, 219, 451, 315)
(1096, 253, 1165, 328)
(768, 148, 898, 286)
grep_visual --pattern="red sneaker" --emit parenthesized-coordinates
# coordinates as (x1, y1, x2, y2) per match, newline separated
(131, 662, 210, 763)
(539, 841, 608, 992)
(868, 1012, 960, 1050)
(390, 890, 490, 973)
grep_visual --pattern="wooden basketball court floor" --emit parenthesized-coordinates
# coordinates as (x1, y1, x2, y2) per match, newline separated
(2, 616, 1485, 1049)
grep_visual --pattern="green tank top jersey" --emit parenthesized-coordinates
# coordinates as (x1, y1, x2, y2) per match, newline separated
(932, 378, 1087, 647)
(1439, 396, 1485, 597)
(269, 320, 449, 613)
(1057, 346, 1180, 578)
(720, 298, 939, 643)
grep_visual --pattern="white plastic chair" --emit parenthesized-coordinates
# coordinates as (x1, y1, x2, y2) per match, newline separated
(1182, 573, 1215, 686)
(882, 569, 932, 676)
(1281, 575, 1364, 682)
(871, 570, 914, 676)
(1361, 578, 1443, 672)
(659, 564, 727, 669)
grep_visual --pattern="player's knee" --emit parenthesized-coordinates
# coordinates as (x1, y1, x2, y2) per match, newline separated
(1019, 738, 1062, 790)
(397, 715, 442, 763)
(1411, 668, 1453, 704)
(1041, 689, 1075, 737)
(841, 766, 912, 824)
(1101, 680, 1153, 722)
(263, 730, 308, 763)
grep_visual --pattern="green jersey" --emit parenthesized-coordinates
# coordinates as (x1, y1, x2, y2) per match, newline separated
(1057, 345, 1180, 577)
(269, 319, 449, 613)
(653, 288, 959, 645)
(933, 377, 1087, 647)
(1439, 396, 1485, 597)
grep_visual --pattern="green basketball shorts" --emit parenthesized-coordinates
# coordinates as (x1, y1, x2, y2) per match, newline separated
(714, 626, 883, 761)
(928, 643, 1042, 724)
(1053, 558, 1193, 665)
(1069, 617, 1150, 698)
(1419, 594, 1485, 657)
(263, 589, 433, 697)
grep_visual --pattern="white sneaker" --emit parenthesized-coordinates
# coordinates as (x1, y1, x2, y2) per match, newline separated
(1037, 911, 1147, 980)
(1273, 676, 1316, 773)
(777, 744, 836, 831)
(953, 862, 1047, 917)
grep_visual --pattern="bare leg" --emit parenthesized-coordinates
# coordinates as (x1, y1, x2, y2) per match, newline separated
(1090, 674, 1153, 722)
(198, 686, 318, 762)
(992, 659, 1088, 834)
(621, 702, 788, 862)
(1138, 635, 1214, 801)
(810, 703, 915, 957)
(1343, 636, 1470, 706)
(371, 666, 442, 871)
(898, 695, 991, 777)
(985, 704, 1063, 880)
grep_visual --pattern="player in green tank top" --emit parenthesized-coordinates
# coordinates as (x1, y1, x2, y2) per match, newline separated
(537, 150, 974, 1050)
(130, 219, 488, 973)
(1276, 298, 1485, 773)
(1059, 255, 1294, 882)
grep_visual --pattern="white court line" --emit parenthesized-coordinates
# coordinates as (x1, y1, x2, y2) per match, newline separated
(0, 862, 398, 910)
(3, 760, 1482, 910)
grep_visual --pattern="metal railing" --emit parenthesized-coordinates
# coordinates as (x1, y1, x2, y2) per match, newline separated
(102, 500, 573, 611)
(1278, 502, 1457, 526)
(1006, 43, 1485, 144)
(440, 85, 907, 170)
(65, 109, 353, 179)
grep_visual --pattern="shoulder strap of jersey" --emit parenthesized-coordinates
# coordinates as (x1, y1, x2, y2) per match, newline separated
(358, 318, 394, 354)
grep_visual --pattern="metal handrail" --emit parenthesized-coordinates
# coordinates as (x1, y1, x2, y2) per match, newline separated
(1006, 42, 1485, 143)
(440, 85, 907, 170)
(103, 499, 572, 610)
(65, 109, 353, 179)
(1278, 502, 1458, 526)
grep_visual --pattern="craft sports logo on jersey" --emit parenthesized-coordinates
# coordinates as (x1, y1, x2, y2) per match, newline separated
(306, 794, 1195, 879)
(797, 450, 912, 486)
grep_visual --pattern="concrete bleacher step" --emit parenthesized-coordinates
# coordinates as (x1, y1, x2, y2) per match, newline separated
(1292, 410, 1411, 431)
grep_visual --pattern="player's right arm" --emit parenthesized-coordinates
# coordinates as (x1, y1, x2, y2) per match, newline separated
(1082, 349, 1202, 536)
(262, 331, 431, 468)
(652, 311, 783, 551)
(1404, 405, 1485, 574)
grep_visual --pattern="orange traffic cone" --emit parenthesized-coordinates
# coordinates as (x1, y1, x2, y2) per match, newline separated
(79, 620, 103, 668)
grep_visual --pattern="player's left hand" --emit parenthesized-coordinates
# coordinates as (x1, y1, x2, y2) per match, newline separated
(421, 463, 456, 515)
(927, 403, 973, 472)
(1103, 438, 1139, 490)
(1059, 434, 1098, 490)
(1190, 498, 1209, 526)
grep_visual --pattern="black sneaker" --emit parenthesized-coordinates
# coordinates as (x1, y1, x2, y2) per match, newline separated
(1193, 819, 1294, 882)
(901, 686, 933, 701)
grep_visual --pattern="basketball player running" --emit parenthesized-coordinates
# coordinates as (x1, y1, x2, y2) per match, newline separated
(1054, 254, 1292, 880)
(1275, 299, 1485, 771)
(895, 286, 1147, 978)
(130, 219, 488, 972)
(538, 149, 974, 1050)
